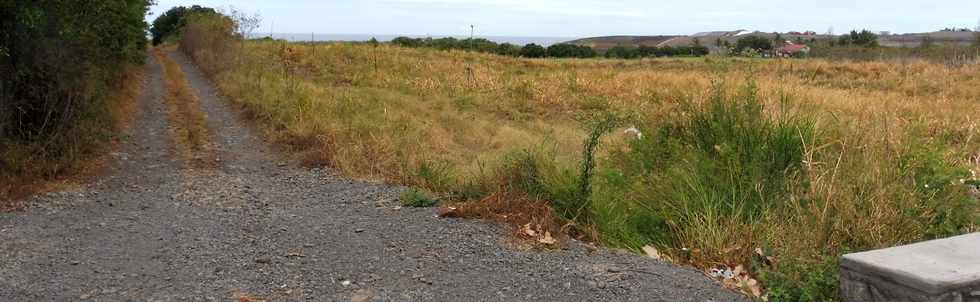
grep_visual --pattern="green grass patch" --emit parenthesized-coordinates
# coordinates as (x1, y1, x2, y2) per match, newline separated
(400, 188, 439, 208)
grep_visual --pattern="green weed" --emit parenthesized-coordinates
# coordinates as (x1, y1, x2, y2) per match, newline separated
(400, 188, 438, 207)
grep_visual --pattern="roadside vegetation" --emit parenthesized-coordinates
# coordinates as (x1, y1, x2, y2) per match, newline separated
(0, 0, 151, 206)
(153, 48, 217, 170)
(172, 12, 979, 301)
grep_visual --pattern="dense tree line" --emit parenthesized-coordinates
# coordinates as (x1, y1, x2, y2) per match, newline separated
(391, 36, 596, 58)
(519, 43, 547, 58)
(391, 37, 502, 53)
(150, 5, 218, 45)
(605, 44, 710, 59)
(836, 30, 879, 47)
(734, 36, 774, 53)
(1, 0, 151, 144)
(391, 36, 710, 59)
(545, 43, 597, 58)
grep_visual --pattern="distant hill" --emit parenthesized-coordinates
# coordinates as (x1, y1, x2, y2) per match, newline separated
(879, 31, 977, 47)
(564, 29, 978, 53)
(564, 35, 678, 52)
(565, 30, 833, 53)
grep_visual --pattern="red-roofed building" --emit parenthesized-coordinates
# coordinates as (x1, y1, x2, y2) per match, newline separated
(777, 42, 811, 57)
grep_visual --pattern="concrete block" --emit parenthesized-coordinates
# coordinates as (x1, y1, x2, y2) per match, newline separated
(841, 232, 980, 302)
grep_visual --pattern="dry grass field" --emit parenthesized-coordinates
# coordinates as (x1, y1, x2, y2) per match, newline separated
(181, 17, 979, 300)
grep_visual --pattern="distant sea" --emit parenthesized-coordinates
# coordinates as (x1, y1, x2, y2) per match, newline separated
(254, 33, 579, 47)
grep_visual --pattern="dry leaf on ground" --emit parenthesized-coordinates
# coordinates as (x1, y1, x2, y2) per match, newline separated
(538, 231, 557, 245)
(641, 245, 661, 260)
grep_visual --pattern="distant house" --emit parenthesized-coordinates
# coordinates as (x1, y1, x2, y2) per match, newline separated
(787, 31, 817, 36)
(776, 42, 810, 57)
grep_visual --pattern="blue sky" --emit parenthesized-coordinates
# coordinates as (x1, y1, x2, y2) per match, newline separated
(149, 0, 980, 37)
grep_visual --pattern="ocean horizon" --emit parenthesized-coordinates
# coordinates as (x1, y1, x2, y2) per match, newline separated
(253, 33, 580, 47)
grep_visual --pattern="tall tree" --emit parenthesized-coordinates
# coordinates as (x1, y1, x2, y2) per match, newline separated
(150, 5, 217, 45)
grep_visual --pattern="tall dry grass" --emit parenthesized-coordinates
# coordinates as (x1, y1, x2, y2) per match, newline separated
(180, 17, 978, 300)
(153, 48, 217, 170)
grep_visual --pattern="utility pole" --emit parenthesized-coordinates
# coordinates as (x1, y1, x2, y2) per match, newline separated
(470, 24, 475, 50)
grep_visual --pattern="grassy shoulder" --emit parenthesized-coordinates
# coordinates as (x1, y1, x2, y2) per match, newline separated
(179, 14, 979, 301)
(0, 66, 144, 209)
(152, 47, 217, 171)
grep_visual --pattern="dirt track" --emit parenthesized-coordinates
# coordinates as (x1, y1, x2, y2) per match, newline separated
(0, 51, 744, 301)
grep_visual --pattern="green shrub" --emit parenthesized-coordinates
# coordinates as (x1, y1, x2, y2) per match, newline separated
(761, 255, 840, 302)
(1, 0, 150, 188)
(605, 45, 639, 59)
(411, 160, 456, 193)
(450, 179, 490, 202)
(546, 43, 597, 58)
(561, 111, 625, 223)
(401, 188, 438, 207)
(735, 35, 774, 53)
(520, 43, 547, 58)
(898, 143, 977, 238)
(595, 83, 814, 251)
(497, 149, 551, 195)
(624, 83, 810, 223)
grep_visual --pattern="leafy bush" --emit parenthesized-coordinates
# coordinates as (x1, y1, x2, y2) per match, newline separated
(546, 43, 597, 58)
(1, 0, 150, 191)
(391, 36, 423, 48)
(605, 45, 639, 59)
(150, 5, 218, 45)
(837, 30, 879, 47)
(898, 143, 977, 238)
(736, 36, 774, 53)
(520, 43, 547, 58)
(495, 43, 522, 56)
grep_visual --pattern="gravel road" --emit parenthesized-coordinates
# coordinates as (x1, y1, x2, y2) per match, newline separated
(0, 52, 745, 302)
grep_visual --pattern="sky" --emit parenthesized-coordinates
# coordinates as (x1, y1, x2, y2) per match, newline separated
(148, 0, 980, 38)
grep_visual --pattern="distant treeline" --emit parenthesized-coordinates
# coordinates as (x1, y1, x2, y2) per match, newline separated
(389, 36, 709, 59)
(604, 44, 710, 59)
(390, 36, 596, 58)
